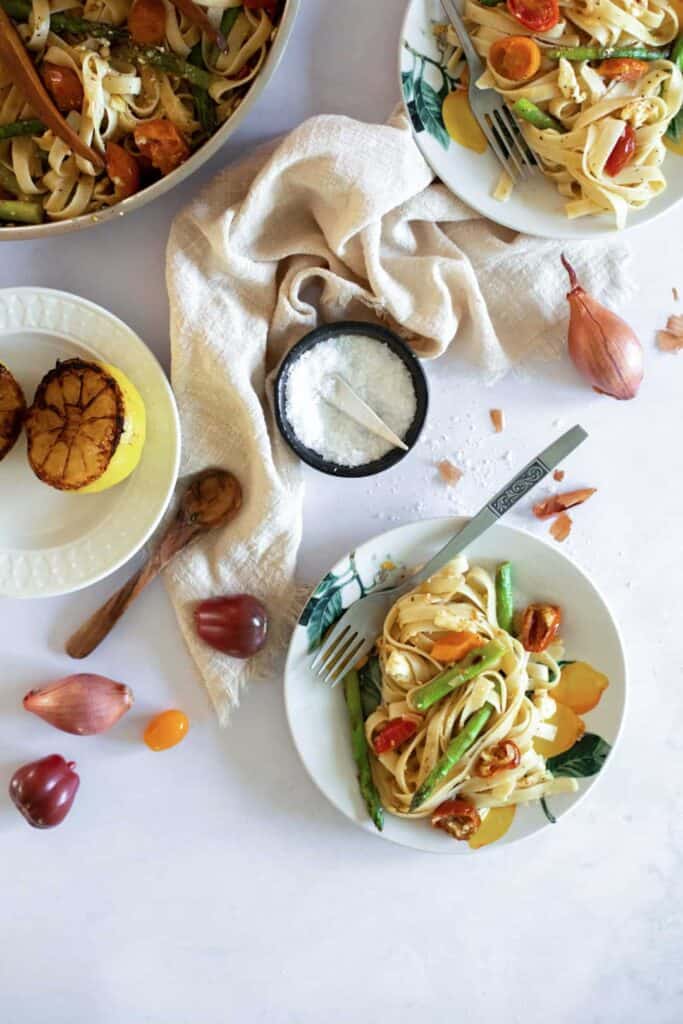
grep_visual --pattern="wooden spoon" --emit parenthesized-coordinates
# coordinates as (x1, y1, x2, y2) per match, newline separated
(0, 9, 103, 170)
(66, 469, 242, 659)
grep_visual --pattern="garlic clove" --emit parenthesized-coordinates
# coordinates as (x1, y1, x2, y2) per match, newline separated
(23, 673, 134, 735)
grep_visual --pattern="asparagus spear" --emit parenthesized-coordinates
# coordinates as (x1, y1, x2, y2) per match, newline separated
(221, 5, 242, 35)
(0, 163, 21, 195)
(343, 670, 384, 831)
(117, 45, 214, 89)
(545, 45, 664, 61)
(513, 98, 564, 132)
(411, 703, 494, 810)
(1, 0, 128, 38)
(0, 199, 43, 224)
(410, 640, 504, 714)
(188, 44, 217, 136)
(666, 37, 683, 141)
(495, 562, 514, 634)
(0, 119, 44, 141)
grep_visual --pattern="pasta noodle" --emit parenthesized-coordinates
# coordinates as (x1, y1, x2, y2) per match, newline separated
(0, 0, 281, 225)
(364, 556, 578, 828)
(438, 0, 683, 227)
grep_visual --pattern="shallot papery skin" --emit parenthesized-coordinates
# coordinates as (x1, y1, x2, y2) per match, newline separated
(9, 755, 80, 829)
(23, 673, 134, 735)
(562, 255, 643, 400)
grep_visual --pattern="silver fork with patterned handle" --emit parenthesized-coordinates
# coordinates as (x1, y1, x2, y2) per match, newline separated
(312, 425, 587, 686)
(440, 0, 535, 181)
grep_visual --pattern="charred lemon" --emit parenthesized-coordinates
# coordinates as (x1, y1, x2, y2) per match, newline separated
(0, 361, 26, 462)
(25, 358, 146, 493)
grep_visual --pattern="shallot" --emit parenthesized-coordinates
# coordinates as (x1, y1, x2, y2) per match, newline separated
(562, 255, 643, 400)
(23, 673, 133, 735)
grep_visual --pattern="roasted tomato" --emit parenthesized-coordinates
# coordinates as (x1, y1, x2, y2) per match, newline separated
(597, 58, 648, 82)
(506, 0, 560, 32)
(476, 740, 521, 777)
(520, 603, 562, 652)
(105, 142, 141, 200)
(40, 63, 84, 113)
(489, 35, 541, 82)
(133, 120, 190, 177)
(372, 717, 419, 755)
(127, 0, 167, 44)
(431, 799, 481, 840)
(605, 123, 637, 177)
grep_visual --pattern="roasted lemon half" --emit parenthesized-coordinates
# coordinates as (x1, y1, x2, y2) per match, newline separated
(26, 358, 146, 493)
(0, 361, 26, 462)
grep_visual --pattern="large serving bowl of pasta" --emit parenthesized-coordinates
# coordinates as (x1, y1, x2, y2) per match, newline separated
(285, 517, 626, 853)
(0, 0, 298, 239)
(401, 0, 683, 236)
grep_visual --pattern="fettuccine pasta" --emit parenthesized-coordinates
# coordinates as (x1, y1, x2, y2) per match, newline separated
(0, 0, 281, 225)
(364, 556, 578, 840)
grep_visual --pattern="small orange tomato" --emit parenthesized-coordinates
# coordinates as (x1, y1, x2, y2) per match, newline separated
(144, 709, 189, 751)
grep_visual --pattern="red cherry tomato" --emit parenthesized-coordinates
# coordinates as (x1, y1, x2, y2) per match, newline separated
(144, 710, 189, 751)
(127, 0, 166, 43)
(475, 740, 521, 777)
(506, 0, 560, 32)
(105, 142, 141, 199)
(40, 64, 84, 113)
(431, 799, 481, 840)
(372, 717, 419, 755)
(605, 123, 637, 177)
(9, 755, 80, 829)
(194, 595, 268, 658)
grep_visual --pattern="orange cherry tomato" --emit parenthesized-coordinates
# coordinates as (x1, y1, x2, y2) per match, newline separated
(144, 709, 189, 751)
(506, 0, 560, 32)
(372, 717, 419, 755)
(105, 142, 141, 199)
(519, 603, 562, 652)
(429, 631, 486, 664)
(489, 35, 542, 82)
(127, 0, 166, 44)
(475, 740, 521, 777)
(133, 119, 190, 177)
(40, 63, 84, 113)
(431, 799, 481, 840)
(597, 58, 648, 82)
(605, 123, 637, 177)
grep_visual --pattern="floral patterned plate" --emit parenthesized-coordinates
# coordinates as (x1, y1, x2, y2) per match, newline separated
(284, 517, 626, 853)
(400, 0, 683, 238)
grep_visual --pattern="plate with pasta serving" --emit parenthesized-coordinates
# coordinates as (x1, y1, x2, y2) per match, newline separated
(0, 0, 298, 239)
(400, 0, 683, 236)
(285, 518, 626, 853)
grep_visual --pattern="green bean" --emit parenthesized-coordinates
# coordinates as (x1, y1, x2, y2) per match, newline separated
(0, 120, 44, 142)
(495, 562, 514, 635)
(410, 704, 494, 810)
(343, 670, 384, 831)
(545, 46, 664, 62)
(410, 641, 505, 714)
(0, 199, 43, 225)
(513, 98, 564, 132)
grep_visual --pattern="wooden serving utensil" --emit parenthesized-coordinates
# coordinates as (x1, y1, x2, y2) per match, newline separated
(0, 9, 104, 170)
(66, 469, 242, 660)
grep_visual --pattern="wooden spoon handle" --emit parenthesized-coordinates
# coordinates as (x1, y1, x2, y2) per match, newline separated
(0, 11, 103, 170)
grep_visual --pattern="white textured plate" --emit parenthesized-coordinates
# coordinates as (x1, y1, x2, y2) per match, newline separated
(285, 518, 627, 853)
(0, 288, 180, 598)
(400, 0, 683, 239)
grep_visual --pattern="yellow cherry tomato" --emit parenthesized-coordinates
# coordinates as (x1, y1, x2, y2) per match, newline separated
(144, 709, 189, 751)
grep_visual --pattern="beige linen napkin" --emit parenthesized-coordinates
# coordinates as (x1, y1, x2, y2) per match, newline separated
(166, 110, 633, 723)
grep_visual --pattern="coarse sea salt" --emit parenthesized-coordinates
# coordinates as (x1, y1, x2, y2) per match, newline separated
(284, 334, 417, 467)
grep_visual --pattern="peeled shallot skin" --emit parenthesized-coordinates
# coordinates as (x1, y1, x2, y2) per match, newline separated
(562, 255, 643, 400)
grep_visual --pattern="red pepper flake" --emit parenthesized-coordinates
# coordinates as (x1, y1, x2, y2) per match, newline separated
(489, 409, 504, 433)
(437, 459, 463, 486)
(533, 488, 596, 519)
(553, 469, 565, 482)
(657, 314, 683, 352)
(550, 512, 572, 542)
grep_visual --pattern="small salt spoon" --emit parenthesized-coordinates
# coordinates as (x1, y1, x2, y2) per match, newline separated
(323, 374, 409, 452)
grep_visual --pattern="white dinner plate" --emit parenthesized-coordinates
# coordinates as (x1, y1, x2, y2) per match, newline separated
(0, 288, 180, 599)
(285, 517, 627, 854)
(400, 0, 683, 239)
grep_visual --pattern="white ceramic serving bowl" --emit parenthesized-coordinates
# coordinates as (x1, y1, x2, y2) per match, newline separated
(0, 0, 299, 242)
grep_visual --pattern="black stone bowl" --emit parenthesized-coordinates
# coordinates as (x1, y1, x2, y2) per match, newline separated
(274, 321, 429, 478)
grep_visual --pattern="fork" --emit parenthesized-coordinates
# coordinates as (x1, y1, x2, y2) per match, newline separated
(440, 0, 535, 181)
(311, 425, 587, 685)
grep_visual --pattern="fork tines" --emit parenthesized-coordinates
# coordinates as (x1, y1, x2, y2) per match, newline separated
(311, 623, 367, 687)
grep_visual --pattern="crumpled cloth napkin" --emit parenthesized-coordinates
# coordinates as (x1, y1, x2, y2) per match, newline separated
(165, 109, 634, 723)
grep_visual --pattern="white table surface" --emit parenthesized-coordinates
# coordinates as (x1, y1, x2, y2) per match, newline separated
(2, 2, 682, 1021)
